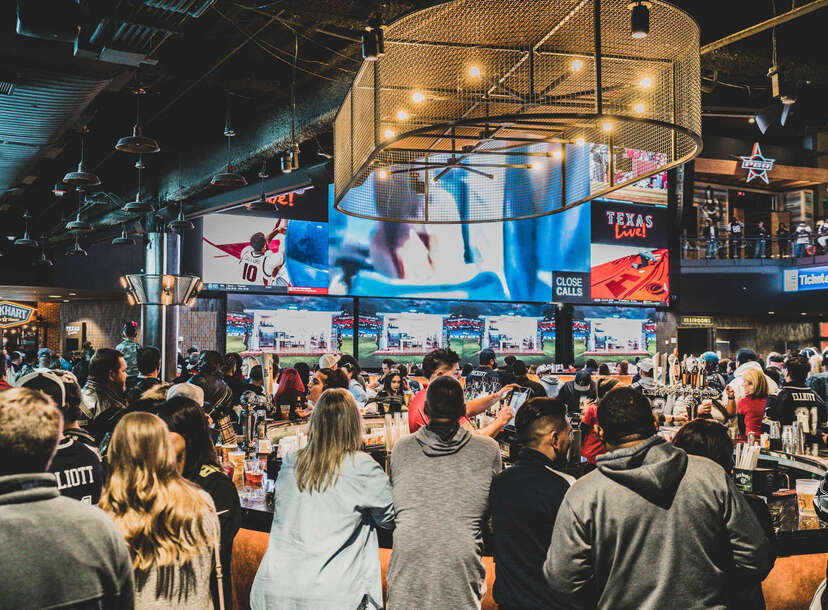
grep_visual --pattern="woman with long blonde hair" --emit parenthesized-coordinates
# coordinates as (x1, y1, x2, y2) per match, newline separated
(251, 388, 395, 610)
(99, 411, 221, 609)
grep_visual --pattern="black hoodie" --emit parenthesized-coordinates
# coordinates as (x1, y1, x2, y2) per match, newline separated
(544, 436, 772, 609)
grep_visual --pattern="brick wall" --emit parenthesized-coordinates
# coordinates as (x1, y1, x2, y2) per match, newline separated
(179, 309, 220, 352)
(60, 300, 134, 353)
(36, 302, 61, 353)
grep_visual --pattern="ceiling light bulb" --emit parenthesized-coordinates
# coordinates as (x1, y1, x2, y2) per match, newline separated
(639, 76, 652, 88)
(396, 109, 409, 121)
(469, 65, 482, 78)
(552, 150, 562, 160)
(575, 137, 585, 145)
(384, 129, 395, 139)
(570, 59, 583, 72)
(530, 162, 541, 170)
(412, 91, 425, 103)
(634, 102, 645, 113)
(378, 170, 388, 179)
(602, 121, 613, 132)
(630, 1, 650, 39)
(748, 117, 755, 124)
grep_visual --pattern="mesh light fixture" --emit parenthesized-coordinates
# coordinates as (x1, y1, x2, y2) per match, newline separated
(333, 0, 701, 223)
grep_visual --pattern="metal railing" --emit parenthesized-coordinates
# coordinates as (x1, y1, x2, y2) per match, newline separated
(680, 237, 827, 263)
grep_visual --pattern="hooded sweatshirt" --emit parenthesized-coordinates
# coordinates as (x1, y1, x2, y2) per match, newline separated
(387, 425, 502, 610)
(539, 374, 561, 398)
(544, 436, 772, 610)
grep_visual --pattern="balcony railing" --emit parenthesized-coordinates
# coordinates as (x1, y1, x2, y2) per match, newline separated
(680, 237, 827, 265)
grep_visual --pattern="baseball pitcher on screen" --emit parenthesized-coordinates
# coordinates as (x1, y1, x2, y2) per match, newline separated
(238, 220, 290, 287)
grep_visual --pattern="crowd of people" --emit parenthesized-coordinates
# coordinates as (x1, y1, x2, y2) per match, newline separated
(2, 321, 828, 609)
(700, 217, 828, 259)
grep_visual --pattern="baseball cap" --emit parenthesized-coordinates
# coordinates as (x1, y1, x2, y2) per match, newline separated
(319, 353, 339, 369)
(736, 348, 757, 365)
(574, 369, 592, 392)
(700, 351, 719, 364)
(166, 382, 205, 407)
(18, 370, 65, 407)
(479, 348, 496, 365)
(637, 358, 655, 373)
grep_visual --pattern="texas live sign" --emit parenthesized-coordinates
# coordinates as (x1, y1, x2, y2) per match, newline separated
(784, 266, 828, 292)
(0, 301, 35, 329)
(590, 200, 667, 247)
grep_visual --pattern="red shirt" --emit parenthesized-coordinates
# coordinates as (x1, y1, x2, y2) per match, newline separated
(408, 385, 472, 433)
(579, 403, 605, 464)
(738, 396, 765, 437)
(0, 379, 11, 392)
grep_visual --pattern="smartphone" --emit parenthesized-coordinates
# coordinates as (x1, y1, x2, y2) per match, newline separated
(507, 389, 532, 426)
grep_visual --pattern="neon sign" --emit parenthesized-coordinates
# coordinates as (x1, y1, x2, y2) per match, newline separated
(247, 185, 314, 209)
(740, 142, 775, 185)
(0, 301, 35, 329)
(605, 210, 654, 239)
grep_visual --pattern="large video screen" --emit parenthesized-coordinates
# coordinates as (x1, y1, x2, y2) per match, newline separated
(572, 306, 656, 366)
(329, 148, 669, 305)
(203, 212, 328, 295)
(358, 298, 555, 369)
(226, 294, 353, 366)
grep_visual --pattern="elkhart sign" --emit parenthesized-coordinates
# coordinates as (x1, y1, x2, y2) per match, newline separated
(0, 301, 35, 329)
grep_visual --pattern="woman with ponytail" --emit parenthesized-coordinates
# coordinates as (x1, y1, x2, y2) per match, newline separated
(100, 412, 222, 609)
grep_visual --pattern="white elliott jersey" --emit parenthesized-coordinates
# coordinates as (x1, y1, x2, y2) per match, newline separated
(238, 243, 289, 286)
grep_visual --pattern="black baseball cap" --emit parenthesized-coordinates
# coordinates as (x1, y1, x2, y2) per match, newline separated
(574, 369, 592, 392)
(479, 348, 496, 365)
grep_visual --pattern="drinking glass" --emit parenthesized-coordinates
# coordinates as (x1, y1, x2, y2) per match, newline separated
(244, 458, 264, 502)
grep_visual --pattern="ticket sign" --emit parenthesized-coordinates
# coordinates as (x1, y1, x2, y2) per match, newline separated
(783, 266, 828, 292)
(0, 301, 35, 329)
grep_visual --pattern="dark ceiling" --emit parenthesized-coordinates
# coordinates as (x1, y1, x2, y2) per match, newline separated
(0, 0, 826, 257)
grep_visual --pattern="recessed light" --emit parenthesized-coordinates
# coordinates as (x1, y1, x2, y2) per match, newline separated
(62, 300, 69, 303)
(468, 65, 482, 78)
(378, 170, 388, 179)
(552, 150, 562, 160)
(575, 137, 585, 145)
(68, 292, 77, 296)
(748, 117, 755, 124)
(412, 91, 425, 103)
(634, 102, 645, 114)
(570, 59, 583, 72)
(602, 121, 613, 131)
(396, 109, 409, 121)
(384, 129, 396, 139)
(639, 76, 652, 88)
(48, 294, 61, 298)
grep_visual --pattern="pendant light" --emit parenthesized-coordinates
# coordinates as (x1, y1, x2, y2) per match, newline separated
(281, 32, 300, 174)
(14, 210, 39, 247)
(66, 191, 92, 233)
(63, 128, 101, 187)
(66, 235, 87, 256)
(115, 85, 160, 154)
(33, 244, 53, 267)
(629, 1, 651, 39)
(212, 94, 247, 188)
(122, 157, 153, 213)
(167, 203, 194, 233)
(112, 223, 136, 245)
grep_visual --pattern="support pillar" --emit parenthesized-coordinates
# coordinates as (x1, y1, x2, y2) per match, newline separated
(141, 232, 181, 381)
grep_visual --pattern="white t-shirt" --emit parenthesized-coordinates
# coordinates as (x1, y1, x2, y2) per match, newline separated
(238, 244, 289, 287)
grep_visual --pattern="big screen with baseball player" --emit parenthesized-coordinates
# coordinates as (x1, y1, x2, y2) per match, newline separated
(202, 213, 328, 294)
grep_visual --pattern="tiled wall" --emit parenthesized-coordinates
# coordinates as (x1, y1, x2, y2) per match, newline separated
(59, 300, 135, 352)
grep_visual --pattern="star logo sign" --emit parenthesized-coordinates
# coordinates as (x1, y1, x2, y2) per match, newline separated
(740, 142, 775, 184)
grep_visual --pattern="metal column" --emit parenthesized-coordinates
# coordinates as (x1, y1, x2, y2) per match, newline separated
(141, 231, 181, 381)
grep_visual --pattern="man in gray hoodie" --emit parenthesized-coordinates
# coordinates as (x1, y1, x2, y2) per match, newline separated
(387, 375, 502, 610)
(543, 386, 772, 609)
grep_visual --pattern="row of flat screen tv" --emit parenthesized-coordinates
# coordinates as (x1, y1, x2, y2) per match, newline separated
(227, 293, 657, 368)
(203, 164, 670, 306)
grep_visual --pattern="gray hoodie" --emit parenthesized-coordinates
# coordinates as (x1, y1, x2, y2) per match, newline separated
(540, 374, 561, 398)
(387, 425, 502, 610)
(544, 436, 772, 610)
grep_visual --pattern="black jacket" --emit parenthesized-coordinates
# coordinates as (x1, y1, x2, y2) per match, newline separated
(48, 436, 103, 504)
(125, 375, 162, 406)
(490, 448, 572, 610)
(193, 463, 242, 606)
(189, 371, 234, 416)
(765, 385, 825, 426)
(557, 379, 597, 415)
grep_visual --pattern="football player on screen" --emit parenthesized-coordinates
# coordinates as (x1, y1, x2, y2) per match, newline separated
(238, 219, 290, 287)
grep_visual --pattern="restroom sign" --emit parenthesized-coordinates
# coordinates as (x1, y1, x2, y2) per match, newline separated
(0, 301, 35, 329)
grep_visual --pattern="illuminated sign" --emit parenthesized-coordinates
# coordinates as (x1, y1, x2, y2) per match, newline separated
(591, 201, 666, 247)
(553, 272, 590, 303)
(247, 185, 314, 209)
(740, 142, 775, 185)
(784, 266, 828, 292)
(605, 210, 655, 239)
(679, 315, 714, 327)
(0, 301, 35, 329)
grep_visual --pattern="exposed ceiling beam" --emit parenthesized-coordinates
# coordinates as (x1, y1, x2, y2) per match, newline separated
(701, 0, 828, 55)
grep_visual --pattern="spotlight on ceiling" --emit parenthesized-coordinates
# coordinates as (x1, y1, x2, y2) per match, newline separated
(281, 143, 300, 173)
(14, 210, 38, 247)
(112, 223, 135, 246)
(167, 204, 194, 233)
(66, 235, 87, 256)
(629, 1, 651, 39)
(754, 66, 796, 134)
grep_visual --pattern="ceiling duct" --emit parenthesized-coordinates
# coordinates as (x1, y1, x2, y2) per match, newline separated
(16, 0, 81, 44)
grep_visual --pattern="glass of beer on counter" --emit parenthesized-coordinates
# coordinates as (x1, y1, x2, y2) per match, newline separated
(244, 457, 265, 501)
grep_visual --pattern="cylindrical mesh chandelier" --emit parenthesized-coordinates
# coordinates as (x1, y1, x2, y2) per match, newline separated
(334, 0, 701, 223)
